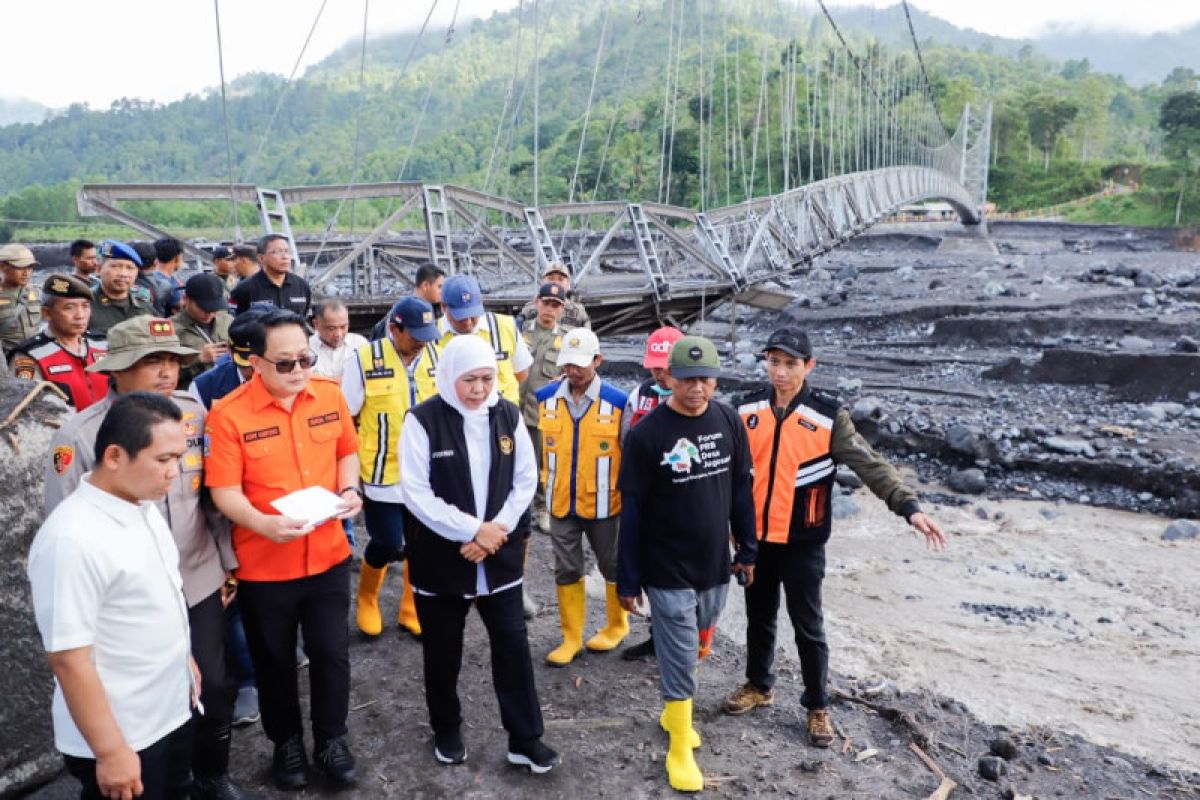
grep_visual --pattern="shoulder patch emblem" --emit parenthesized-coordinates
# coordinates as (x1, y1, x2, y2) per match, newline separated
(498, 435, 514, 455)
(53, 445, 74, 475)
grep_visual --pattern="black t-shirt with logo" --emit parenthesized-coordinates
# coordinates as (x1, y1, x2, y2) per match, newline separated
(617, 400, 753, 591)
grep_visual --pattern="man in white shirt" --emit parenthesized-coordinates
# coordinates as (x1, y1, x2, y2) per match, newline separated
(28, 392, 199, 800)
(308, 298, 367, 381)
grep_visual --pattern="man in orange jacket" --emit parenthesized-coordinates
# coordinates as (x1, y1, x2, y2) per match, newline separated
(722, 326, 946, 748)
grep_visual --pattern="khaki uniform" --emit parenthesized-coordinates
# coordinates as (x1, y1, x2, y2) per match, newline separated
(520, 319, 566, 514)
(90, 286, 153, 336)
(0, 284, 42, 352)
(520, 296, 590, 331)
(42, 391, 235, 607)
(171, 308, 233, 390)
(519, 319, 567, 427)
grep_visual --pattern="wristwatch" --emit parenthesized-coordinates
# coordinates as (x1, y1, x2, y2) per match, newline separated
(339, 486, 364, 499)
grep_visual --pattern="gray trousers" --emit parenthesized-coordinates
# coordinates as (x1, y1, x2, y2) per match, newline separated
(549, 514, 619, 584)
(647, 583, 729, 701)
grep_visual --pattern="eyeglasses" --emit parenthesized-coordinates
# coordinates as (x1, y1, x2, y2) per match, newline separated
(258, 352, 318, 373)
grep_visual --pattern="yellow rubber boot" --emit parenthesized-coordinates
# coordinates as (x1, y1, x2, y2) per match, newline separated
(660, 706, 701, 749)
(586, 583, 630, 652)
(355, 561, 388, 636)
(545, 580, 585, 667)
(662, 699, 704, 792)
(397, 561, 422, 638)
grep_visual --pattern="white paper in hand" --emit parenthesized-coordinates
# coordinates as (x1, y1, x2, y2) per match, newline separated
(270, 486, 345, 528)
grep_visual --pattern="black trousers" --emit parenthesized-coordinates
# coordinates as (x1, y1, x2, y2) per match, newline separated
(237, 559, 351, 746)
(744, 540, 830, 710)
(64, 719, 192, 799)
(188, 589, 235, 777)
(414, 585, 544, 747)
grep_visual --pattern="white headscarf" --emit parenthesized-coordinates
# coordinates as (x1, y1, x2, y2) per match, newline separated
(435, 334, 500, 417)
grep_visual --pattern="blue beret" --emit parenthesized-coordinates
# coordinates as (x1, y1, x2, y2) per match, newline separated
(98, 239, 143, 268)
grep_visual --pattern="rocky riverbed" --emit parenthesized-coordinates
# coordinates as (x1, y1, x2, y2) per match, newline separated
(17, 220, 1200, 798)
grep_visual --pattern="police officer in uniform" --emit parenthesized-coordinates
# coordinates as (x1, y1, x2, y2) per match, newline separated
(173, 273, 233, 390)
(518, 263, 590, 330)
(0, 244, 44, 355)
(42, 315, 251, 800)
(90, 240, 154, 336)
(9, 275, 110, 411)
(519, 283, 568, 532)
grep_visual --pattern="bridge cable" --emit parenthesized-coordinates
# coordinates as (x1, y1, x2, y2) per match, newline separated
(394, 0, 461, 187)
(901, 0, 948, 134)
(212, 0, 241, 240)
(656, 0, 678, 204)
(306, 0, 374, 278)
(240, 0, 329, 187)
(481, 0, 525, 196)
(588, 43, 632, 202)
(558, 0, 612, 252)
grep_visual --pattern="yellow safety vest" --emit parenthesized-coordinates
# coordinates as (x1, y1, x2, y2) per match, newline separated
(421, 312, 523, 404)
(355, 339, 431, 486)
(537, 382, 627, 520)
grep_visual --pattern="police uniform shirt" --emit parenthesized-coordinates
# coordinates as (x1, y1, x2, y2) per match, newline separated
(0, 284, 42, 350)
(519, 319, 564, 427)
(43, 391, 234, 606)
(90, 287, 153, 336)
(230, 270, 312, 318)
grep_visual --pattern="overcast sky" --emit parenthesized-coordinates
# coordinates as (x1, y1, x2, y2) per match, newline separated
(5, 0, 1200, 108)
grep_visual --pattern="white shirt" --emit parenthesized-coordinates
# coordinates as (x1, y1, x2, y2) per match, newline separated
(309, 331, 369, 380)
(341, 342, 424, 503)
(27, 477, 193, 757)
(438, 315, 534, 373)
(399, 410, 537, 596)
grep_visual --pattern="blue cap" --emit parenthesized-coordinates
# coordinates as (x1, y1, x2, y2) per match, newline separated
(389, 296, 439, 342)
(98, 239, 143, 268)
(441, 274, 484, 321)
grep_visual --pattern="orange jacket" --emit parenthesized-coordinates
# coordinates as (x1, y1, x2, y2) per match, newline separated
(738, 387, 838, 544)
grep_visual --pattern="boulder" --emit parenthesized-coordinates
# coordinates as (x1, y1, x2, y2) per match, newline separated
(1161, 520, 1200, 541)
(0, 380, 74, 796)
(948, 468, 988, 494)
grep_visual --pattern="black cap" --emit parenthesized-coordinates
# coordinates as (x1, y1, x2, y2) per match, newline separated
(184, 273, 228, 313)
(232, 245, 257, 260)
(212, 245, 233, 260)
(228, 308, 269, 367)
(762, 327, 812, 359)
(43, 273, 94, 301)
(537, 282, 567, 304)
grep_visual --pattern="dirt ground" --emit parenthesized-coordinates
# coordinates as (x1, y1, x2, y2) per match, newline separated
(23, 220, 1200, 798)
(33, 486, 1199, 799)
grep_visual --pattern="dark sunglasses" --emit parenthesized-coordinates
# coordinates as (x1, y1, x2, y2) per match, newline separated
(258, 352, 318, 373)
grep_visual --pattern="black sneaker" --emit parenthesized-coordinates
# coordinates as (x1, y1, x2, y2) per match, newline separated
(272, 735, 309, 791)
(621, 636, 656, 661)
(314, 736, 357, 787)
(191, 774, 261, 800)
(434, 729, 467, 765)
(507, 739, 561, 774)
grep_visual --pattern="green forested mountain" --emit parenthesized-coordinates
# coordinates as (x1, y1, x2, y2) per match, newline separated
(2, 0, 1198, 238)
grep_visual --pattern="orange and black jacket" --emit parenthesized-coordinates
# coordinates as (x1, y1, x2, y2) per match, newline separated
(738, 386, 920, 545)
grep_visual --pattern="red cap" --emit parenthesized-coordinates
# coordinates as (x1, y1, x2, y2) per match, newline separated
(643, 326, 685, 368)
